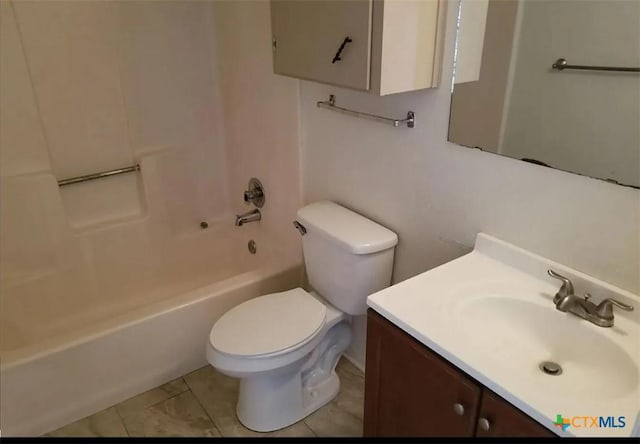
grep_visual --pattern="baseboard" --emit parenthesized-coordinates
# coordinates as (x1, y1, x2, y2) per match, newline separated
(342, 351, 365, 373)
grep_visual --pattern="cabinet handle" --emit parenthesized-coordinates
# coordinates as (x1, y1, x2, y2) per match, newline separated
(331, 36, 352, 63)
(452, 403, 465, 416)
(478, 417, 491, 432)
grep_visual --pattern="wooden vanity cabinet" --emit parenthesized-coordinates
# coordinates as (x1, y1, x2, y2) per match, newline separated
(475, 389, 555, 437)
(364, 309, 555, 438)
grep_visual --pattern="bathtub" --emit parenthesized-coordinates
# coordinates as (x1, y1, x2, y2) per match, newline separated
(0, 219, 302, 436)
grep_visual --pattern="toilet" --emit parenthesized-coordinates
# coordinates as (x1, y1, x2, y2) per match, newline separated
(206, 201, 397, 432)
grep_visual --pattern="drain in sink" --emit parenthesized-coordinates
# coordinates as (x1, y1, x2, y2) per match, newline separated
(539, 361, 562, 376)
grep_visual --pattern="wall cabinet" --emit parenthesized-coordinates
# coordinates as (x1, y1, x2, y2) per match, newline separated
(364, 310, 555, 437)
(270, 0, 447, 95)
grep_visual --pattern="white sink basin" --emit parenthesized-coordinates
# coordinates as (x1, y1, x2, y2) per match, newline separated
(456, 295, 638, 400)
(367, 233, 640, 437)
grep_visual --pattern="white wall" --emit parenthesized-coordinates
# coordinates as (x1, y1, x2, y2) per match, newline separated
(0, 0, 303, 279)
(0, 0, 232, 350)
(300, 0, 639, 368)
(3, 0, 229, 230)
(0, 0, 303, 352)
(501, 0, 640, 187)
(213, 0, 302, 263)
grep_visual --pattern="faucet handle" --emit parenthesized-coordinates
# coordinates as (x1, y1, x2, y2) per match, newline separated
(243, 178, 265, 208)
(595, 298, 634, 319)
(547, 269, 575, 303)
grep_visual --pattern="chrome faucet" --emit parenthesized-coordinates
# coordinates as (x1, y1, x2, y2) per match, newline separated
(235, 208, 261, 226)
(547, 269, 633, 327)
(243, 178, 265, 208)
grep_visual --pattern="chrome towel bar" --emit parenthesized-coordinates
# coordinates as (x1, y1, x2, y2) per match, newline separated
(552, 58, 640, 73)
(57, 164, 140, 187)
(317, 95, 415, 128)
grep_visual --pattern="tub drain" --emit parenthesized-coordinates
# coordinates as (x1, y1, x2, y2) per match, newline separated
(539, 361, 562, 376)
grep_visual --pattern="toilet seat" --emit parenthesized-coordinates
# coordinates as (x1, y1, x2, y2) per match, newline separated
(209, 288, 327, 358)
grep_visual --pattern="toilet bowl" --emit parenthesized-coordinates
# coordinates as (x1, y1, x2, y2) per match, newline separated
(206, 201, 397, 432)
(207, 289, 350, 431)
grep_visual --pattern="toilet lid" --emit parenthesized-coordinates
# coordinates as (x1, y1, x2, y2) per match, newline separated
(209, 288, 327, 357)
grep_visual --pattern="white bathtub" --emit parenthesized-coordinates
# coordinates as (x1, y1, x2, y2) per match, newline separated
(0, 220, 302, 436)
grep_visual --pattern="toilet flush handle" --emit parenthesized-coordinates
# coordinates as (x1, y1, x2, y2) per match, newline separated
(293, 221, 306, 236)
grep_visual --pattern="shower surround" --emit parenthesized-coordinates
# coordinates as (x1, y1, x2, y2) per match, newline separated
(0, 1, 301, 435)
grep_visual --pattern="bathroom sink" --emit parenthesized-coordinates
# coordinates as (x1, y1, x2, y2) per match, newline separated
(455, 295, 639, 400)
(367, 233, 640, 437)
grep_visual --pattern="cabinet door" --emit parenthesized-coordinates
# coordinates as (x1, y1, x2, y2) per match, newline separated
(475, 389, 555, 437)
(364, 310, 482, 437)
(270, 0, 372, 90)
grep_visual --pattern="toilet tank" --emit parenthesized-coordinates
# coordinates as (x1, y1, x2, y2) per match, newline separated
(296, 201, 398, 315)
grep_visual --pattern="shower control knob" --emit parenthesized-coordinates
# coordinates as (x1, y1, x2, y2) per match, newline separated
(243, 178, 265, 208)
(243, 189, 262, 202)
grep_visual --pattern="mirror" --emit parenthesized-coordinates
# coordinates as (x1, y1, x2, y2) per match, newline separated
(448, 0, 640, 189)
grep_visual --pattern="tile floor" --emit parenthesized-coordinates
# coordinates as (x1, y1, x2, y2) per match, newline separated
(47, 358, 364, 437)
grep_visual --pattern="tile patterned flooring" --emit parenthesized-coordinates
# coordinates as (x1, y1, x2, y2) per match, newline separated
(47, 358, 364, 437)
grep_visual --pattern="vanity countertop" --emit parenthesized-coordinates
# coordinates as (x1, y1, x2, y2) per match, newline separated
(367, 233, 640, 437)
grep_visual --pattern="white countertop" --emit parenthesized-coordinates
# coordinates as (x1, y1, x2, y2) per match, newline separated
(367, 233, 640, 437)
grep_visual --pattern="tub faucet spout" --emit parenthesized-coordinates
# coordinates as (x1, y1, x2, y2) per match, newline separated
(235, 209, 261, 226)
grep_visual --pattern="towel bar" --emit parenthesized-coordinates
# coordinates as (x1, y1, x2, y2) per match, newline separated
(317, 95, 415, 128)
(57, 164, 140, 187)
(552, 58, 640, 73)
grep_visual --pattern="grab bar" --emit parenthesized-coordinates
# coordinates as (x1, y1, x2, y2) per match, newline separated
(551, 58, 640, 73)
(57, 164, 140, 187)
(317, 95, 415, 128)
